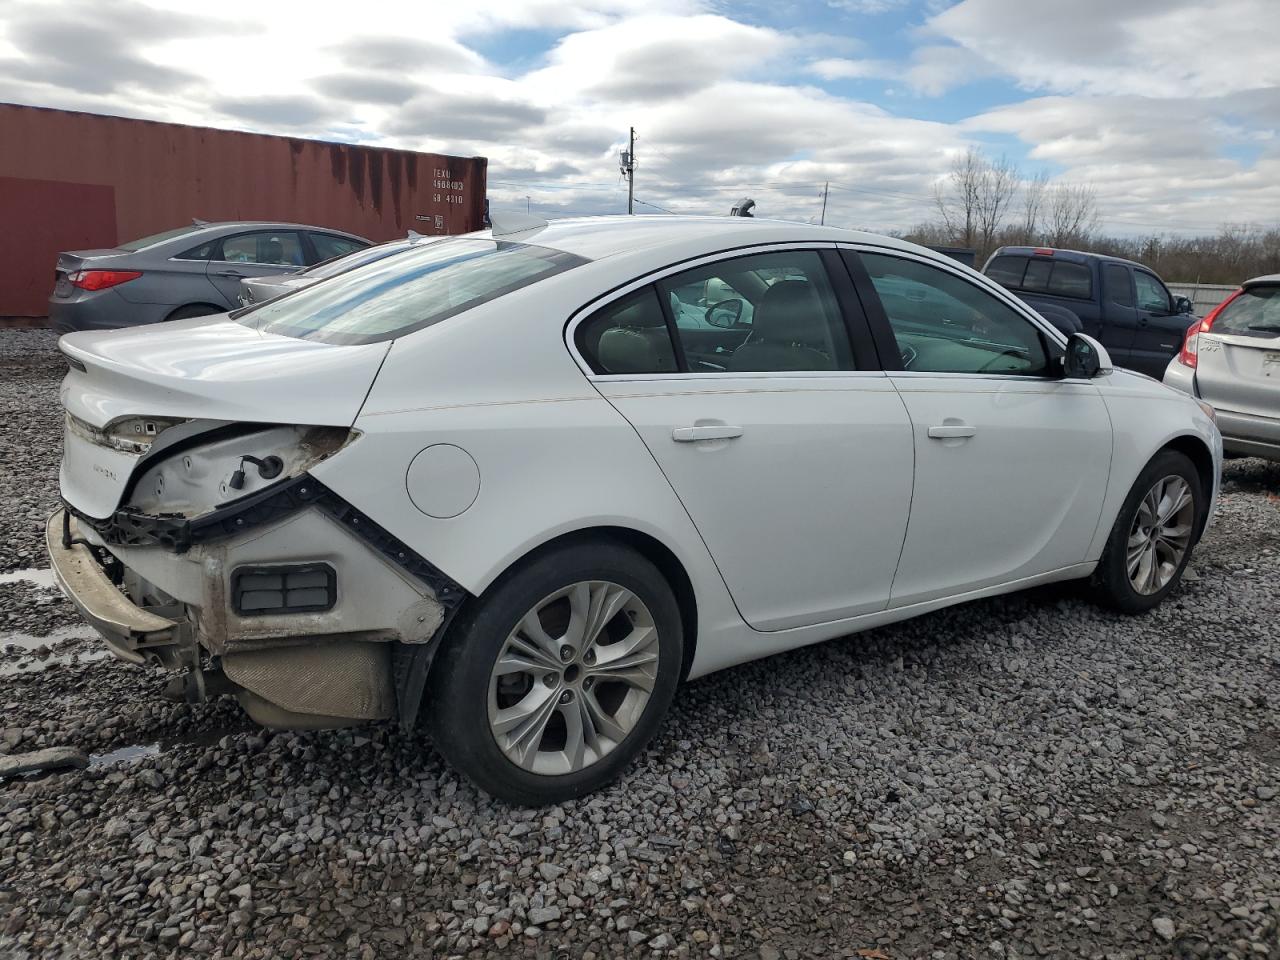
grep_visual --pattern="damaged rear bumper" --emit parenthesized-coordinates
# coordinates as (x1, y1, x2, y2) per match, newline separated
(47, 480, 467, 729)
(46, 510, 181, 665)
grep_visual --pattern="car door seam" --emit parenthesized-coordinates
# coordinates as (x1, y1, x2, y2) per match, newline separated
(883, 376, 917, 606)
(582, 379, 755, 631)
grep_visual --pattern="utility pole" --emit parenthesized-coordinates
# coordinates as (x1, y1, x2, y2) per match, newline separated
(820, 181, 829, 225)
(620, 127, 636, 215)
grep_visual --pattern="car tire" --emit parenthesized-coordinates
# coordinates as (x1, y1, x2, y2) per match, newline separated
(426, 540, 683, 805)
(1093, 449, 1203, 614)
(165, 304, 222, 322)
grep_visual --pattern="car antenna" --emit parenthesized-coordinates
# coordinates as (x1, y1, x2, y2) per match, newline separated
(192, 217, 210, 227)
(406, 229, 423, 241)
(490, 211, 549, 237)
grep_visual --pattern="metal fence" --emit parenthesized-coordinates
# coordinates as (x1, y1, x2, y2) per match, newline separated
(1168, 282, 1237, 315)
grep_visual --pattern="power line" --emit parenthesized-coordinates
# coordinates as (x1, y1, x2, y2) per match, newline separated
(633, 198, 674, 214)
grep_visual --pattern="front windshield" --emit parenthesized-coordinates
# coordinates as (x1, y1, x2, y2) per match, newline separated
(234, 238, 587, 345)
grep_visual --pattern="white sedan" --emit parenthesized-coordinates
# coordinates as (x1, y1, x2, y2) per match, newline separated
(49, 216, 1221, 804)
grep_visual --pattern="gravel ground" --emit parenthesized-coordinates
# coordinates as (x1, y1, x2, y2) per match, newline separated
(1, 328, 1277, 959)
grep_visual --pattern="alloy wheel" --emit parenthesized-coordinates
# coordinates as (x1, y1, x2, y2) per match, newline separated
(1126, 475, 1195, 595)
(487, 580, 660, 775)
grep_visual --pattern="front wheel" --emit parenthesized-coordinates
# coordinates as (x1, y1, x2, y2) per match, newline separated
(426, 541, 683, 805)
(1093, 450, 1203, 613)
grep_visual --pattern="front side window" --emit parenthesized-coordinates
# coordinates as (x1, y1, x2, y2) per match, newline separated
(656, 251, 854, 373)
(311, 233, 367, 262)
(1134, 271, 1172, 313)
(235, 238, 586, 345)
(220, 231, 305, 266)
(861, 252, 1049, 376)
(1210, 286, 1280, 338)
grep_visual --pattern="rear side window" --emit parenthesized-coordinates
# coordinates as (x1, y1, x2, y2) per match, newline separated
(1046, 261, 1091, 298)
(991, 255, 1093, 300)
(311, 233, 367, 262)
(175, 240, 217, 261)
(576, 287, 678, 375)
(1103, 264, 1134, 307)
(985, 256, 1027, 288)
(235, 238, 587, 345)
(221, 231, 306, 266)
(1211, 286, 1280, 338)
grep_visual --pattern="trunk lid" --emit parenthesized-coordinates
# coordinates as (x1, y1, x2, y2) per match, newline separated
(52, 249, 131, 299)
(1196, 283, 1280, 419)
(58, 316, 390, 517)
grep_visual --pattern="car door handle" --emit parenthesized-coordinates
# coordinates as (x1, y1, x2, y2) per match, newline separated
(927, 424, 976, 439)
(672, 425, 743, 442)
(214, 269, 246, 278)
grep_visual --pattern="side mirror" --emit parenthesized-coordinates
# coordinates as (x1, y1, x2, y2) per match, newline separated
(705, 298, 746, 329)
(1061, 332, 1113, 379)
(1175, 295, 1193, 315)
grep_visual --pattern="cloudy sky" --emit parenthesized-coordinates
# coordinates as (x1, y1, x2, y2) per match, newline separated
(1, 0, 1277, 236)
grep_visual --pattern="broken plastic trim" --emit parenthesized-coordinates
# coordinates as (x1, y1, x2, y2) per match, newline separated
(64, 476, 466, 605)
(65, 476, 468, 730)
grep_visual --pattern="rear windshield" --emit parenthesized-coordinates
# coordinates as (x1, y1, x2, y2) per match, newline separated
(118, 226, 202, 251)
(1212, 286, 1280, 338)
(986, 255, 1093, 300)
(301, 241, 414, 280)
(233, 238, 587, 344)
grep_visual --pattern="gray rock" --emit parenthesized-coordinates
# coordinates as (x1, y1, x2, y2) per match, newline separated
(0, 746, 87, 778)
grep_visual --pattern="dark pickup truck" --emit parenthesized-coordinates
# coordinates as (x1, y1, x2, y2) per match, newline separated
(983, 246, 1195, 379)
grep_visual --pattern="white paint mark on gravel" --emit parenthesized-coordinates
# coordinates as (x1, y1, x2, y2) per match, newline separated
(0, 567, 56, 589)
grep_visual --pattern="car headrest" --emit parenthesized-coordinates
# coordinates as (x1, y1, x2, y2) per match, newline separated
(751, 280, 829, 346)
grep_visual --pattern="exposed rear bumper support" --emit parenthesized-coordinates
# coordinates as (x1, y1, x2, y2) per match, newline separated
(45, 509, 183, 664)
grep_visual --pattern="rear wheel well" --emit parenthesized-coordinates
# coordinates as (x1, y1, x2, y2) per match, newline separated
(165, 303, 224, 322)
(1160, 435, 1215, 540)
(469, 527, 699, 682)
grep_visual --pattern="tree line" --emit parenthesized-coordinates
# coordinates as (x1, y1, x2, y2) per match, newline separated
(899, 148, 1280, 284)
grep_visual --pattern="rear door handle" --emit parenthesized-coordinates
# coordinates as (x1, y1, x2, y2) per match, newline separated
(927, 424, 976, 439)
(214, 269, 246, 278)
(672, 425, 743, 442)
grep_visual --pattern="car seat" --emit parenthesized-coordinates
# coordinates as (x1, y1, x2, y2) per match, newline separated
(728, 280, 834, 372)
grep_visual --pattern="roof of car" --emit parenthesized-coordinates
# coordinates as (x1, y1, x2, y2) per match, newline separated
(991, 245, 1151, 272)
(468, 215, 925, 262)
(1243, 273, 1280, 288)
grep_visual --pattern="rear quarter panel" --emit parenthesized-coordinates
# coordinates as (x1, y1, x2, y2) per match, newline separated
(309, 266, 747, 672)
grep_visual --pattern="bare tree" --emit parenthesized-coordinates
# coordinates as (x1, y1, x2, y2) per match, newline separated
(1020, 169, 1050, 243)
(933, 148, 984, 249)
(1045, 183, 1099, 246)
(975, 154, 1019, 252)
(933, 148, 1020, 256)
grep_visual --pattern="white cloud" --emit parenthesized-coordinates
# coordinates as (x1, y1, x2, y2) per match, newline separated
(927, 0, 1279, 99)
(0, 0, 1276, 234)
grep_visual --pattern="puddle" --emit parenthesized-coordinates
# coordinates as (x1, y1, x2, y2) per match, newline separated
(89, 743, 161, 767)
(0, 627, 109, 676)
(0, 568, 57, 589)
